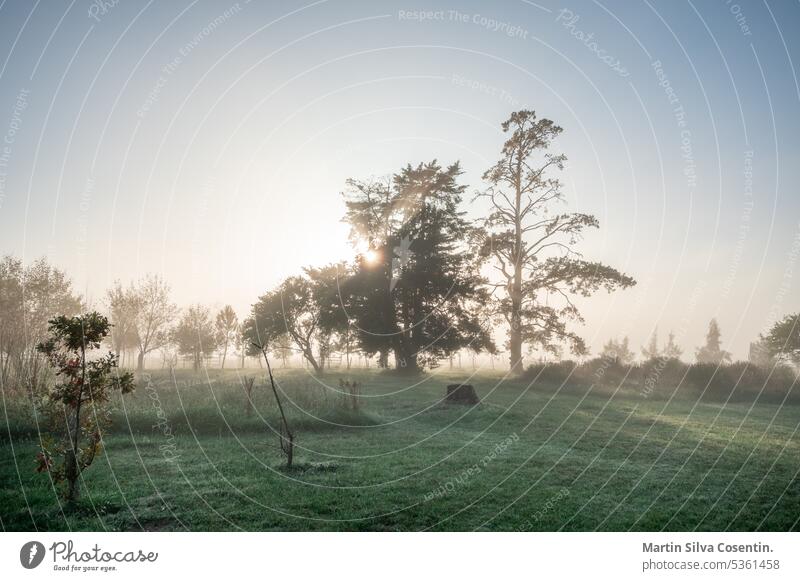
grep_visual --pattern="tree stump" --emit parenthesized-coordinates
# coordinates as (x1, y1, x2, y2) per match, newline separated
(446, 384, 479, 405)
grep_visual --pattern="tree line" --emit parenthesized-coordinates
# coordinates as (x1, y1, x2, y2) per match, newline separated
(2, 111, 799, 388)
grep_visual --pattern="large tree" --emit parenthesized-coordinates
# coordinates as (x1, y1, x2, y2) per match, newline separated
(476, 111, 635, 373)
(343, 161, 495, 371)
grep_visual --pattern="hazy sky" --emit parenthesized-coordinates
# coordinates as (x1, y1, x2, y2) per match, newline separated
(1, 0, 799, 360)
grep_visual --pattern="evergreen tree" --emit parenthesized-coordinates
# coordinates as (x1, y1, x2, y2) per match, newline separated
(695, 318, 732, 364)
(343, 161, 495, 371)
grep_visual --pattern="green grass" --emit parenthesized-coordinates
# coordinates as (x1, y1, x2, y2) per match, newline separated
(1, 368, 798, 531)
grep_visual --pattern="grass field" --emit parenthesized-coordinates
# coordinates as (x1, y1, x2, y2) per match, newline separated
(1, 368, 798, 531)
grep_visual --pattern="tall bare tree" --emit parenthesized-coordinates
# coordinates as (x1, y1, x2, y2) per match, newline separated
(477, 111, 635, 373)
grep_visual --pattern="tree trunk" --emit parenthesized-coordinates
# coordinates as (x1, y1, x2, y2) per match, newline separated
(221, 343, 228, 369)
(65, 448, 80, 501)
(509, 157, 525, 374)
(66, 342, 87, 502)
(509, 258, 524, 373)
(509, 311, 523, 374)
(303, 347, 321, 374)
(394, 341, 419, 373)
(137, 350, 145, 372)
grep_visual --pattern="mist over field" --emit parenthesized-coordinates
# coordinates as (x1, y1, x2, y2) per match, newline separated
(0, 0, 798, 534)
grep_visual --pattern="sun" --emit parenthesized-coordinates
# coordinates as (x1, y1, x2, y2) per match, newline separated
(364, 249, 379, 264)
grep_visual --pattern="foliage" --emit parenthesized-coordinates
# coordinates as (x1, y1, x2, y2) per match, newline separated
(35, 312, 134, 501)
(523, 356, 798, 404)
(245, 276, 324, 372)
(305, 263, 352, 370)
(764, 313, 800, 366)
(343, 160, 496, 371)
(105, 280, 141, 363)
(0, 255, 82, 392)
(173, 305, 218, 370)
(215, 305, 239, 369)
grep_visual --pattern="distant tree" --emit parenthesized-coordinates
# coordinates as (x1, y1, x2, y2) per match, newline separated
(641, 328, 659, 361)
(271, 335, 293, 368)
(131, 275, 177, 372)
(105, 281, 140, 366)
(235, 323, 248, 369)
(763, 313, 800, 366)
(215, 305, 238, 369)
(36, 312, 134, 501)
(159, 340, 178, 370)
(173, 305, 218, 371)
(600, 336, 634, 365)
(343, 161, 495, 371)
(695, 318, 732, 365)
(0, 255, 82, 391)
(476, 111, 635, 373)
(748, 338, 774, 369)
(18, 257, 84, 341)
(663, 330, 683, 360)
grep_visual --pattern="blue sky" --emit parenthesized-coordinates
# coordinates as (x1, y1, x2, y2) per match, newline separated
(1, 0, 798, 359)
